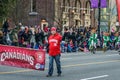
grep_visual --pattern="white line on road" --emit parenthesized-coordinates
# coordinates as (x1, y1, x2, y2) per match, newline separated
(107, 54, 118, 56)
(61, 58, 73, 60)
(80, 75, 109, 80)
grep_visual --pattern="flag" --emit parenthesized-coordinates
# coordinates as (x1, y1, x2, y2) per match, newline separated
(91, 0, 98, 8)
(100, 0, 107, 8)
(116, 0, 120, 24)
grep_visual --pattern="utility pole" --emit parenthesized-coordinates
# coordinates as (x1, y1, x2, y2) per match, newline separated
(98, 0, 101, 38)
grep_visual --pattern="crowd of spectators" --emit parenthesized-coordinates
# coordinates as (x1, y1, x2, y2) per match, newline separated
(0, 20, 120, 53)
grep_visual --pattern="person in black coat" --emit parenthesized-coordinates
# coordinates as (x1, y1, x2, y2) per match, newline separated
(35, 29, 45, 46)
(22, 27, 32, 47)
(2, 19, 10, 35)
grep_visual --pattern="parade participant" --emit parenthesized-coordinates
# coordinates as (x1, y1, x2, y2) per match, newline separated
(88, 27, 97, 54)
(103, 32, 110, 52)
(46, 27, 62, 77)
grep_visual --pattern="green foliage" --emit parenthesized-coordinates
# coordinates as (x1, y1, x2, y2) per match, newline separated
(0, 0, 16, 23)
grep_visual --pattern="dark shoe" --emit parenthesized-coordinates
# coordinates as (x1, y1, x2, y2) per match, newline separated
(46, 74, 52, 77)
(57, 74, 61, 77)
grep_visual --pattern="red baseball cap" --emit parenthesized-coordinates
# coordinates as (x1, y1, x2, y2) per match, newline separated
(51, 27, 57, 31)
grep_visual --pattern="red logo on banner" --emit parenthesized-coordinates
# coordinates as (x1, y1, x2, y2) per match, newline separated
(35, 52, 45, 63)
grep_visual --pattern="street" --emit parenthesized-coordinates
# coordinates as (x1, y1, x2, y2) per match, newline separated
(0, 50, 120, 80)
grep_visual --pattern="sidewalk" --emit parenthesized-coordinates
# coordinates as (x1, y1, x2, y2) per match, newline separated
(61, 50, 119, 55)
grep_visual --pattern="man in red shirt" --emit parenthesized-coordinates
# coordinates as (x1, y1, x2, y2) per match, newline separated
(46, 27, 62, 77)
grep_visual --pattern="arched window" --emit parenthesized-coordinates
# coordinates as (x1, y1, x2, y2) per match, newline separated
(63, 0, 65, 6)
(63, 0, 70, 12)
(86, 1, 91, 14)
(31, 0, 36, 12)
(75, 0, 81, 13)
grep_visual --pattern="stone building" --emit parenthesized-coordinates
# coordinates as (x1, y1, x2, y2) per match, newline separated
(16, 0, 96, 29)
(55, 0, 96, 29)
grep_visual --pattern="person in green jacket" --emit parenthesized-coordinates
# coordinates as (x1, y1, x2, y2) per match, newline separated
(89, 28, 97, 54)
(102, 32, 111, 52)
(9, 28, 18, 46)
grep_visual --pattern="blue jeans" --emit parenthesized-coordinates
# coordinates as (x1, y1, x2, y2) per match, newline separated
(48, 54, 62, 75)
(67, 44, 72, 52)
(61, 43, 65, 53)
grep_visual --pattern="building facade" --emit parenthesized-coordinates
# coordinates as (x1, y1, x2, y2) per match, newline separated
(16, 0, 96, 29)
(56, 0, 96, 29)
(15, 0, 55, 29)
(100, 0, 118, 32)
